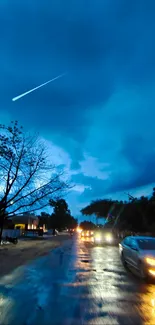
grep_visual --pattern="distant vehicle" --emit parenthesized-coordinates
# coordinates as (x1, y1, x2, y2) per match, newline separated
(119, 236, 155, 279)
(69, 229, 74, 236)
(93, 230, 115, 245)
(81, 230, 94, 238)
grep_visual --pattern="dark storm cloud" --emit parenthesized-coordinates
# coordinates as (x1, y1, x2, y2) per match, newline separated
(71, 173, 106, 201)
(3, 0, 154, 131)
(0, 0, 114, 138)
(1, 0, 155, 212)
(111, 135, 155, 192)
(70, 161, 81, 171)
(73, 134, 155, 203)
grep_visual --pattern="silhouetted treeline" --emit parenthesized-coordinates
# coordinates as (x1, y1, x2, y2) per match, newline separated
(81, 188, 155, 232)
(80, 221, 97, 230)
(38, 199, 77, 230)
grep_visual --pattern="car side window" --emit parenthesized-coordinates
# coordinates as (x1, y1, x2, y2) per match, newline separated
(130, 239, 138, 249)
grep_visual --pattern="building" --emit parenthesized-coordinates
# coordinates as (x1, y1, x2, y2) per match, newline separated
(11, 214, 39, 230)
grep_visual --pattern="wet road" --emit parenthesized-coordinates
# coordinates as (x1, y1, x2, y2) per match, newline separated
(1, 236, 155, 325)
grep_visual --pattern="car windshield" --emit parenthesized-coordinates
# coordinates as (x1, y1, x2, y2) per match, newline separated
(138, 239, 155, 250)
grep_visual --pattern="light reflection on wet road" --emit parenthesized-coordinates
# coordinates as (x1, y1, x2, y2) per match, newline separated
(1, 236, 155, 324)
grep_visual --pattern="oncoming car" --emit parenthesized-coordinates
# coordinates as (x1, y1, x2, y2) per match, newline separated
(93, 231, 114, 245)
(119, 236, 155, 279)
(81, 230, 94, 239)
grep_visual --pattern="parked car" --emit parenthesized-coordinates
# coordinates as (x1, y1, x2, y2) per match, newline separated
(1, 236, 18, 245)
(119, 236, 155, 279)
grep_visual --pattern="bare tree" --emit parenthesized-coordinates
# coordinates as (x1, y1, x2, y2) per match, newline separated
(0, 121, 71, 239)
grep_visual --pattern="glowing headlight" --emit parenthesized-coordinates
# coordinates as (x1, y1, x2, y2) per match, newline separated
(105, 233, 113, 243)
(149, 269, 155, 276)
(91, 231, 94, 235)
(95, 235, 101, 242)
(145, 257, 155, 266)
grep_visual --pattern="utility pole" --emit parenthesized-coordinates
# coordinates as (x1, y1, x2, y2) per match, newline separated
(124, 192, 136, 201)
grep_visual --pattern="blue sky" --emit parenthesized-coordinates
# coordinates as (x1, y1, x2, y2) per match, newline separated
(1, 0, 155, 217)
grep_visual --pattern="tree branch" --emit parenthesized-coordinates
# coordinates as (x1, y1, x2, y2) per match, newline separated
(6, 153, 43, 205)
(7, 185, 63, 215)
(7, 173, 63, 208)
(0, 121, 70, 219)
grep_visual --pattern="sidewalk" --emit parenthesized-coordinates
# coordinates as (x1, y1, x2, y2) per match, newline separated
(0, 235, 70, 277)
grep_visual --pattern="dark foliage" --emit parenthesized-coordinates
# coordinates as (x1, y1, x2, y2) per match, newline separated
(80, 221, 96, 230)
(81, 189, 155, 232)
(49, 198, 77, 230)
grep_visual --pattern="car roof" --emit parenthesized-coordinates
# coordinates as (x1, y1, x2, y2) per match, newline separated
(125, 236, 155, 240)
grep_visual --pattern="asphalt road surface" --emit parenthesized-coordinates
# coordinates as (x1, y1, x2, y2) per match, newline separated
(1, 235, 155, 325)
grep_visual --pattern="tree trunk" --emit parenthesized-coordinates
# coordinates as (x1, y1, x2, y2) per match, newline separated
(0, 213, 5, 243)
(0, 201, 6, 243)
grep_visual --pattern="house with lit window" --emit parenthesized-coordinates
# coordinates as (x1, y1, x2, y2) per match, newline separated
(11, 213, 39, 230)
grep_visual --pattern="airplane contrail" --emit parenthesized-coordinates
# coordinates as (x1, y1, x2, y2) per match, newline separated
(12, 72, 66, 102)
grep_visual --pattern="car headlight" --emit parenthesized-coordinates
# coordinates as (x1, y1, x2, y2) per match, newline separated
(145, 257, 155, 266)
(105, 233, 113, 243)
(95, 235, 101, 242)
(149, 269, 155, 276)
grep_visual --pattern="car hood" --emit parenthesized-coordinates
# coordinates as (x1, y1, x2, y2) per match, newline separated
(140, 250, 155, 258)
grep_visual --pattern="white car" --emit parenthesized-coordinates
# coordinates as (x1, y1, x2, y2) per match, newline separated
(93, 231, 114, 245)
(119, 236, 155, 279)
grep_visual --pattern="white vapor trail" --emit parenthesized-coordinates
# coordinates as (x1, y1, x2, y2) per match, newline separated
(12, 72, 66, 102)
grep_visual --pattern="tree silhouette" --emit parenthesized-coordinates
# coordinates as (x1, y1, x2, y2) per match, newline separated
(81, 188, 155, 232)
(0, 121, 70, 240)
(80, 221, 96, 230)
(49, 198, 77, 230)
